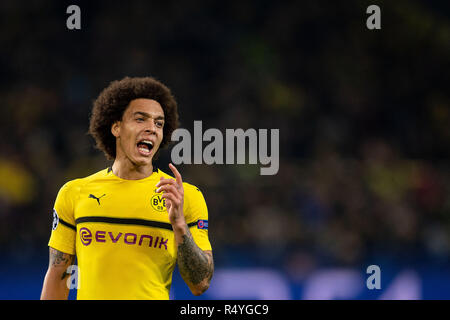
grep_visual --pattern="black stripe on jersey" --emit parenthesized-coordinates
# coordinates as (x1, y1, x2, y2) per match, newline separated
(59, 218, 76, 231)
(75, 216, 198, 231)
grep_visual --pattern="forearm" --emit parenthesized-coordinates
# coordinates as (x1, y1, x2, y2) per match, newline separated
(174, 223, 214, 295)
(40, 247, 73, 300)
(41, 269, 70, 300)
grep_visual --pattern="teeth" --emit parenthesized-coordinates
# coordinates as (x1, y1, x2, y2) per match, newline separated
(142, 140, 153, 146)
(137, 140, 153, 155)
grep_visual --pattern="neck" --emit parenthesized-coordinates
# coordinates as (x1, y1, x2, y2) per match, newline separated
(111, 156, 154, 180)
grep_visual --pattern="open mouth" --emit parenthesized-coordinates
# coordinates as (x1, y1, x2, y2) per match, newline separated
(136, 139, 154, 157)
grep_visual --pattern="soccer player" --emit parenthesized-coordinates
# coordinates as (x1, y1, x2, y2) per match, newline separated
(40, 77, 213, 299)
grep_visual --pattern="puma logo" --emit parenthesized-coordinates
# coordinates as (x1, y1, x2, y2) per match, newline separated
(89, 194, 106, 205)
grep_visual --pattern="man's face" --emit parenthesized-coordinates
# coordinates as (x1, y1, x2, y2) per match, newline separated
(112, 98, 165, 166)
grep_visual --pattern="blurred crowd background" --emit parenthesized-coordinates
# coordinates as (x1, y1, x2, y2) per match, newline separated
(0, 0, 449, 298)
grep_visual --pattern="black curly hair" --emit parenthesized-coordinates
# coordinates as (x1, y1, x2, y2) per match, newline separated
(88, 77, 179, 160)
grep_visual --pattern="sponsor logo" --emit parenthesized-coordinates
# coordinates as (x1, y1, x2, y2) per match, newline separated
(88, 193, 106, 205)
(78, 227, 168, 250)
(79, 227, 92, 246)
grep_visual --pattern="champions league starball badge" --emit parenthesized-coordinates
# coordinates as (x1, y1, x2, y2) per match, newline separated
(52, 209, 59, 230)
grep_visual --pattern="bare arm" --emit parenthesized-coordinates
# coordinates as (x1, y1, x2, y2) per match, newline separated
(40, 247, 74, 300)
(174, 224, 214, 296)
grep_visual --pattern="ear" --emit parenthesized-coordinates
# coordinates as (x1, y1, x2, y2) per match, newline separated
(111, 121, 121, 138)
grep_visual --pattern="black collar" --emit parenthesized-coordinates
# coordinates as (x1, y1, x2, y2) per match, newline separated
(107, 166, 158, 173)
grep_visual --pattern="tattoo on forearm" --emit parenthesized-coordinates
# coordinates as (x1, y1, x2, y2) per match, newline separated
(177, 226, 214, 286)
(49, 248, 74, 280)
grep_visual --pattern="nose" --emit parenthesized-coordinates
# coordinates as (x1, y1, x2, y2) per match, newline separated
(145, 121, 157, 134)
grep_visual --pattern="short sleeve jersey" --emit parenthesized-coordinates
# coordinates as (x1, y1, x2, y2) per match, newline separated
(48, 168, 211, 300)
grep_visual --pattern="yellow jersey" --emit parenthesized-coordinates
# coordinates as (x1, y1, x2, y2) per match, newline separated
(48, 167, 211, 300)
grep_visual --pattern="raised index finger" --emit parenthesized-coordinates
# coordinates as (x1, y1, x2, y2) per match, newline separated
(168, 163, 183, 187)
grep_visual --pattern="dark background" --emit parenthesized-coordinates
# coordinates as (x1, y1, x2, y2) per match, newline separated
(0, 0, 449, 299)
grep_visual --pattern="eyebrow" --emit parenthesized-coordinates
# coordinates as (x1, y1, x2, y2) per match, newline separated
(133, 111, 165, 121)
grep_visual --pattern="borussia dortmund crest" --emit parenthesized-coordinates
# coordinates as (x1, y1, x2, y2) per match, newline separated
(151, 193, 166, 212)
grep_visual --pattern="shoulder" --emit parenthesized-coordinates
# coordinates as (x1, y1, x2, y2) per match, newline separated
(184, 181, 203, 196)
(59, 168, 109, 194)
